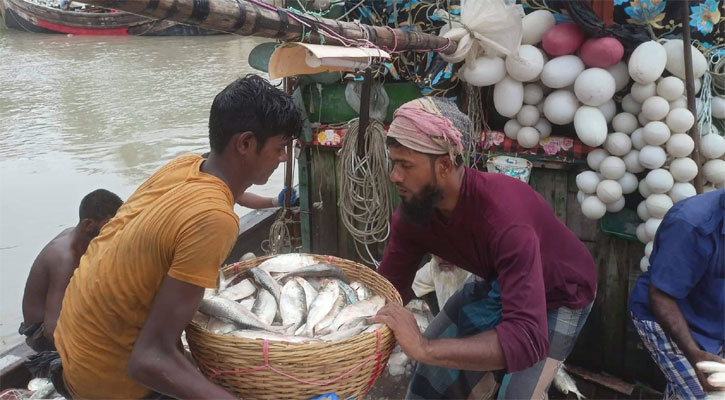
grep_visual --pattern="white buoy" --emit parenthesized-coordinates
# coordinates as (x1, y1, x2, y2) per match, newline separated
(618, 172, 639, 194)
(629, 41, 667, 84)
(631, 82, 656, 103)
(623, 149, 645, 173)
(541, 56, 585, 89)
(700, 134, 725, 160)
(640, 255, 650, 272)
(612, 113, 639, 135)
(576, 170, 601, 194)
(639, 145, 667, 169)
(703, 159, 725, 184)
(662, 39, 708, 80)
(587, 148, 610, 171)
(544, 90, 580, 125)
(639, 178, 653, 198)
(534, 119, 552, 138)
(504, 119, 521, 140)
(517, 105, 541, 126)
(581, 196, 607, 220)
(600, 156, 626, 180)
(631, 128, 646, 150)
(604, 132, 633, 156)
(666, 133, 695, 158)
(641, 96, 670, 121)
(574, 106, 607, 146)
(646, 194, 673, 219)
(645, 218, 663, 240)
(645, 241, 654, 258)
(463, 56, 507, 87)
(637, 200, 650, 221)
(656, 77, 685, 101)
(598, 99, 617, 123)
(506, 45, 546, 82)
(642, 121, 671, 146)
(606, 196, 626, 213)
(516, 126, 541, 148)
(521, 10, 556, 45)
(636, 223, 649, 244)
(494, 76, 524, 118)
(669, 182, 696, 203)
(596, 180, 623, 204)
(669, 157, 699, 182)
(622, 94, 642, 115)
(523, 84, 545, 105)
(665, 108, 695, 133)
(646, 169, 675, 194)
(574, 68, 616, 106)
(606, 61, 630, 92)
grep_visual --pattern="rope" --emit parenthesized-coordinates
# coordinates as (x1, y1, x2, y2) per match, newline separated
(698, 46, 725, 137)
(207, 330, 385, 388)
(337, 119, 392, 267)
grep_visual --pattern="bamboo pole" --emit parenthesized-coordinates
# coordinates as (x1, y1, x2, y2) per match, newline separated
(77, 0, 456, 55)
(681, 1, 704, 194)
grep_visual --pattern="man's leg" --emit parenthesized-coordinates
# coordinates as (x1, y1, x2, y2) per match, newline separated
(407, 278, 502, 400)
(631, 313, 706, 399)
(497, 303, 593, 400)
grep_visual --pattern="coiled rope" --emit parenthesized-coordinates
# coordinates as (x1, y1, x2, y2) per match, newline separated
(337, 118, 392, 266)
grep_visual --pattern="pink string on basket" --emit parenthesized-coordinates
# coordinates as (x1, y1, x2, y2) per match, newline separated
(206, 330, 386, 390)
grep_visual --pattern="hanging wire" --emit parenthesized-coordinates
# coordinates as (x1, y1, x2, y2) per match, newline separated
(337, 118, 392, 267)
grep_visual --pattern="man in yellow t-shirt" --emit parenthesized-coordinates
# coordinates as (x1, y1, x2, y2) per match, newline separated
(52, 74, 302, 399)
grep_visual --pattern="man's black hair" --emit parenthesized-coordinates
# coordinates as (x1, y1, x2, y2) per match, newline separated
(79, 189, 123, 221)
(209, 74, 302, 153)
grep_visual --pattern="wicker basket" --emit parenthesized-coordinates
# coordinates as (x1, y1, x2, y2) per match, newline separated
(186, 254, 403, 399)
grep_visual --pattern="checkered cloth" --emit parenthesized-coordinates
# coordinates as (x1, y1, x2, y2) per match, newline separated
(631, 313, 724, 399)
(407, 278, 592, 400)
(479, 131, 595, 161)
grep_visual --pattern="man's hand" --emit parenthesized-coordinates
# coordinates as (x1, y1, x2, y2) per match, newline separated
(687, 349, 725, 393)
(373, 304, 429, 362)
(274, 187, 298, 207)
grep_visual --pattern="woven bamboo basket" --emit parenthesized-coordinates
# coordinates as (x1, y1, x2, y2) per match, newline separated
(186, 254, 402, 400)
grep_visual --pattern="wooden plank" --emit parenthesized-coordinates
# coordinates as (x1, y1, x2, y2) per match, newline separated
(308, 147, 339, 256)
(553, 171, 568, 224)
(566, 191, 600, 242)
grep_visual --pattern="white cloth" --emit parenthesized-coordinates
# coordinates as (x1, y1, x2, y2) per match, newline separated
(412, 258, 472, 309)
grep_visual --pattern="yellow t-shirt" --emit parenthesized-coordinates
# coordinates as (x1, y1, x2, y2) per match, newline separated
(54, 154, 239, 399)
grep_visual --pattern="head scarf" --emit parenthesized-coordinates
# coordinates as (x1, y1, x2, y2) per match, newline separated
(387, 97, 472, 161)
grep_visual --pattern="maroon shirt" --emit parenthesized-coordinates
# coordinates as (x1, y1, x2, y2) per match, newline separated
(377, 168, 597, 372)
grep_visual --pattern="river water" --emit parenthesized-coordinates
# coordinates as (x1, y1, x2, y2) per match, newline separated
(0, 27, 292, 352)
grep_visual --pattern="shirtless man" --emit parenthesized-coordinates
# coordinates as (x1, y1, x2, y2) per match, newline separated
(20, 189, 123, 352)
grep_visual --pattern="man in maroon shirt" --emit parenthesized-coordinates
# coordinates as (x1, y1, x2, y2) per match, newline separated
(372, 97, 597, 399)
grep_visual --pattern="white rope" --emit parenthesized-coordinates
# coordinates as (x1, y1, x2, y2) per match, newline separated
(698, 46, 725, 137)
(337, 118, 392, 267)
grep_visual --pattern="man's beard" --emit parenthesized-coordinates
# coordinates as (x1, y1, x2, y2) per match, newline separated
(400, 184, 443, 226)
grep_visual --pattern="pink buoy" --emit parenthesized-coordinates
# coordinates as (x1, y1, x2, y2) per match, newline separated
(542, 22, 586, 57)
(580, 37, 624, 68)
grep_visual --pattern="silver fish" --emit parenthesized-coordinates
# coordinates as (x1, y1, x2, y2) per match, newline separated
(257, 253, 318, 274)
(250, 267, 282, 305)
(304, 280, 340, 336)
(219, 278, 256, 301)
(28, 378, 51, 392)
(29, 380, 56, 400)
(279, 263, 350, 284)
(199, 296, 280, 332)
(252, 289, 277, 326)
(280, 279, 307, 333)
(350, 281, 372, 300)
(329, 295, 385, 332)
(362, 323, 384, 334)
(208, 318, 236, 335)
(230, 330, 320, 344)
(315, 292, 347, 335)
(336, 279, 359, 304)
(294, 276, 318, 311)
(553, 366, 585, 400)
(338, 316, 371, 331)
(320, 324, 368, 342)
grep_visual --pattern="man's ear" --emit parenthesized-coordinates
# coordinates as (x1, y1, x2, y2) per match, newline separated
(234, 131, 257, 155)
(79, 218, 94, 234)
(435, 155, 454, 176)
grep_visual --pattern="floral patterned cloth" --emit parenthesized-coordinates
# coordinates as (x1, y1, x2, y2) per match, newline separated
(523, 0, 724, 52)
(478, 130, 595, 160)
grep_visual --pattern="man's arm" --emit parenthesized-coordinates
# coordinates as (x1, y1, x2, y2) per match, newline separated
(649, 285, 724, 392)
(237, 192, 275, 209)
(127, 276, 236, 399)
(374, 304, 506, 371)
(42, 253, 77, 342)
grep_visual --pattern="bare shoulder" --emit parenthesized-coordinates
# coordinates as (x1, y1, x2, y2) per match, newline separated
(37, 229, 77, 275)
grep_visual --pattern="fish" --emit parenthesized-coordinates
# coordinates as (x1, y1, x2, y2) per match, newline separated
(708, 372, 725, 388)
(198, 296, 280, 332)
(350, 281, 371, 300)
(219, 279, 256, 302)
(257, 253, 318, 274)
(239, 297, 256, 311)
(252, 289, 277, 326)
(280, 279, 307, 333)
(338, 316, 372, 331)
(279, 263, 350, 283)
(329, 295, 386, 332)
(230, 330, 320, 344)
(362, 323, 384, 334)
(320, 324, 369, 342)
(204, 288, 217, 299)
(294, 276, 318, 311)
(336, 279, 359, 304)
(29, 380, 56, 400)
(315, 292, 347, 335)
(28, 378, 52, 392)
(207, 317, 236, 334)
(250, 267, 282, 305)
(697, 361, 725, 374)
(553, 365, 585, 400)
(303, 280, 340, 337)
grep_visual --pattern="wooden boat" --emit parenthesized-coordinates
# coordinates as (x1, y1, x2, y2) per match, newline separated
(0, 0, 221, 36)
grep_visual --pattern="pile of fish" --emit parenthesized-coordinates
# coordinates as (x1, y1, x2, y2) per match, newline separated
(2, 378, 64, 399)
(196, 254, 387, 343)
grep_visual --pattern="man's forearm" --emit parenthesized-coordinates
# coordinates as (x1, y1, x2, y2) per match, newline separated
(420, 330, 507, 371)
(129, 347, 236, 399)
(649, 285, 701, 357)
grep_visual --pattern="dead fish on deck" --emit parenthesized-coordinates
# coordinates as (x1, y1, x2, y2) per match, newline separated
(279, 263, 350, 284)
(219, 278, 256, 302)
(250, 267, 281, 305)
(199, 296, 280, 332)
(294, 276, 318, 310)
(553, 365, 585, 400)
(350, 281, 372, 300)
(280, 279, 307, 333)
(252, 289, 277, 326)
(230, 330, 320, 344)
(303, 280, 340, 336)
(257, 253, 318, 274)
